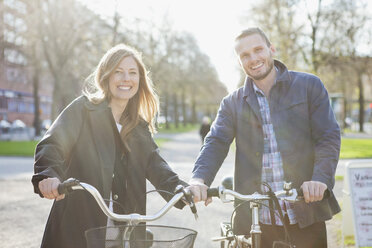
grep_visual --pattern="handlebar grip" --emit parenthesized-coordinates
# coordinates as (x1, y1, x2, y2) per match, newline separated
(207, 188, 219, 198)
(296, 188, 330, 199)
(57, 178, 80, 195)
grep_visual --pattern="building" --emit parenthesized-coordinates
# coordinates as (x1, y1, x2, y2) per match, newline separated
(0, 0, 52, 127)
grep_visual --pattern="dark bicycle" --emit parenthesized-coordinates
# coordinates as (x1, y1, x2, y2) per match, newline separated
(207, 177, 329, 248)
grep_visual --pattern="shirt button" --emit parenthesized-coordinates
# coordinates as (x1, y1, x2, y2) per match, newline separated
(113, 194, 119, 200)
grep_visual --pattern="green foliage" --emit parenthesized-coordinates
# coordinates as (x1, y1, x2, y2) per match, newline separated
(340, 138, 372, 159)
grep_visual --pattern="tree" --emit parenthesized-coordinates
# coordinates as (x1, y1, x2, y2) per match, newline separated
(248, 0, 303, 69)
(35, 0, 108, 120)
(245, 0, 372, 132)
(322, 0, 371, 131)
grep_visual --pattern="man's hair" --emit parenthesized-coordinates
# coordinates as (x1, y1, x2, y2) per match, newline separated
(235, 27, 271, 47)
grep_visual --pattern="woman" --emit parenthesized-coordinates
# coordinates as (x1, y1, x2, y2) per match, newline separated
(32, 44, 187, 248)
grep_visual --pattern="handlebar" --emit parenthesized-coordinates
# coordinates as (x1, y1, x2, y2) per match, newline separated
(58, 178, 197, 224)
(207, 185, 330, 203)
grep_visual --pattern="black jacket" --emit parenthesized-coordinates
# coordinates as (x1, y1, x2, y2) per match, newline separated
(32, 96, 186, 248)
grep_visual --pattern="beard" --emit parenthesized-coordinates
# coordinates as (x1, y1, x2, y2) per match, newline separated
(245, 58, 274, 81)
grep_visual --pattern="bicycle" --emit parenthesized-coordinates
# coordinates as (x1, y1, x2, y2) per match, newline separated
(58, 178, 198, 248)
(207, 177, 330, 248)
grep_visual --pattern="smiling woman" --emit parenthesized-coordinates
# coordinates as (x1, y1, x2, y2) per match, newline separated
(31, 43, 188, 248)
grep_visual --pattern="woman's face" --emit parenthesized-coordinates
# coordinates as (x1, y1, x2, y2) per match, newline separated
(108, 56, 140, 106)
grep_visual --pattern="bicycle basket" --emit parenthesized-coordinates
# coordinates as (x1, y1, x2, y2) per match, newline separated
(85, 224, 197, 248)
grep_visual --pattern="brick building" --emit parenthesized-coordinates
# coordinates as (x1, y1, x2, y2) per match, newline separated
(0, 0, 52, 127)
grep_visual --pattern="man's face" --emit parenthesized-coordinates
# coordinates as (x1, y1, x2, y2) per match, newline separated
(235, 34, 275, 81)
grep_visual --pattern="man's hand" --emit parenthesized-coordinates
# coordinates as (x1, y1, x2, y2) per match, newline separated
(38, 177, 65, 201)
(301, 181, 327, 203)
(187, 178, 212, 206)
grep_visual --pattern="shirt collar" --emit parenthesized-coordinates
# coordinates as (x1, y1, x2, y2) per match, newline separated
(252, 66, 279, 96)
(243, 60, 290, 98)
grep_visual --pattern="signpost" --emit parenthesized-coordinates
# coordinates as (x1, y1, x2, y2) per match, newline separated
(346, 161, 372, 247)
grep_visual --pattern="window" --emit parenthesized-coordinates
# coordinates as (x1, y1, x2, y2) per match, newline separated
(8, 99, 18, 112)
(4, 0, 27, 14)
(4, 49, 27, 65)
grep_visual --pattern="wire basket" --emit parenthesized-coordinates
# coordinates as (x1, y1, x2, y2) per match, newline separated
(85, 224, 197, 248)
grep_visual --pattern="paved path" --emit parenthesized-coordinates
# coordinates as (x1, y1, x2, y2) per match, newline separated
(0, 130, 371, 247)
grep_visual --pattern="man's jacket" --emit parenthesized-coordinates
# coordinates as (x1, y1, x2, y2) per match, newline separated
(192, 60, 341, 232)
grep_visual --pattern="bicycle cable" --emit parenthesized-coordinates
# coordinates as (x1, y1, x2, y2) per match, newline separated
(78, 183, 127, 215)
(262, 182, 294, 247)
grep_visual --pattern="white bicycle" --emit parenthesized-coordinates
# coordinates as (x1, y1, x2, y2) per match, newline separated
(58, 178, 198, 248)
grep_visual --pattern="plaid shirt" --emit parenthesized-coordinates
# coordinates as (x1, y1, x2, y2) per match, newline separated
(252, 82, 297, 226)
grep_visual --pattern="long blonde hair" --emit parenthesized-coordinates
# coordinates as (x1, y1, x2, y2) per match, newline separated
(83, 44, 159, 150)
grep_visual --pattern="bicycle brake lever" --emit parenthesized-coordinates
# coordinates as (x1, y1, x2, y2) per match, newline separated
(175, 185, 198, 220)
(185, 191, 198, 220)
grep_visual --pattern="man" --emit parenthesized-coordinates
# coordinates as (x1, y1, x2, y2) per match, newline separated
(189, 27, 340, 247)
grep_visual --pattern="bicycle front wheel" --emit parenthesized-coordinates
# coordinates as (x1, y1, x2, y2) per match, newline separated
(85, 224, 197, 248)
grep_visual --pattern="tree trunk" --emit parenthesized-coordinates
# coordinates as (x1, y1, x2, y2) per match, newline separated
(181, 89, 187, 126)
(191, 95, 197, 124)
(343, 96, 348, 130)
(51, 77, 61, 122)
(173, 93, 179, 128)
(32, 67, 41, 137)
(164, 91, 169, 129)
(357, 73, 364, 132)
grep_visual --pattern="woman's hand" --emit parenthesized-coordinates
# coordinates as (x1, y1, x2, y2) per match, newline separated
(38, 177, 65, 201)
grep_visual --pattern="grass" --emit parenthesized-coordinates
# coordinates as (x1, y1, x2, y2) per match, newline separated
(2, 135, 372, 158)
(154, 138, 170, 147)
(0, 124, 196, 157)
(335, 175, 344, 181)
(0, 138, 170, 157)
(340, 138, 372, 159)
(0, 140, 38, 157)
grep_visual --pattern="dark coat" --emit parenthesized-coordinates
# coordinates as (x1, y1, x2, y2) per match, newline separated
(193, 60, 341, 232)
(32, 96, 186, 248)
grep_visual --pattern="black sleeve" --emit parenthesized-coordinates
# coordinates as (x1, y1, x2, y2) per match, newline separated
(31, 96, 87, 197)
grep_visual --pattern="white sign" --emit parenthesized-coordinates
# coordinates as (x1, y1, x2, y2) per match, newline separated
(348, 165, 372, 247)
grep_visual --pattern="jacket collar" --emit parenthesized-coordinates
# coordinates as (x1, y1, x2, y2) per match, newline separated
(84, 97, 110, 111)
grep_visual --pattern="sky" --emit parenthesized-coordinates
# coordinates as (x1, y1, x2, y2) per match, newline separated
(78, 0, 252, 93)
(78, 0, 371, 93)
